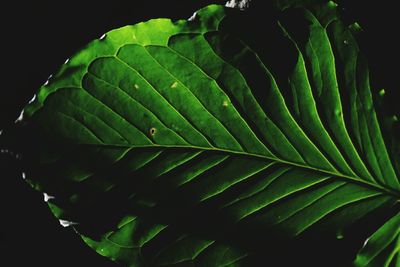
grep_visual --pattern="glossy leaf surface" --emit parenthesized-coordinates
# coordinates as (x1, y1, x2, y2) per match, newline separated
(11, 1, 400, 266)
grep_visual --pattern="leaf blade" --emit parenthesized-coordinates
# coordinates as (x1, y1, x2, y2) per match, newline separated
(13, 2, 400, 266)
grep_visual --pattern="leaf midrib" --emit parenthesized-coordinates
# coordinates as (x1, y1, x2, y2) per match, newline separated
(77, 142, 400, 198)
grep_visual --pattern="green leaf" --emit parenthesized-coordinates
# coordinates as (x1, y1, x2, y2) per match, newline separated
(8, 1, 400, 266)
(354, 212, 400, 267)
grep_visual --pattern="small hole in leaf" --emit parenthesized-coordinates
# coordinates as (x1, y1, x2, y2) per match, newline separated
(134, 84, 140, 89)
(222, 100, 229, 107)
(149, 127, 157, 136)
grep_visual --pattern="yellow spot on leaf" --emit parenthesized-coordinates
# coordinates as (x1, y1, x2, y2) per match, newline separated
(170, 81, 178, 88)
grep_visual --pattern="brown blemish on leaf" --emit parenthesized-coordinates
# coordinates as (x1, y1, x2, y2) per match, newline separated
(149, 127, 157, 136)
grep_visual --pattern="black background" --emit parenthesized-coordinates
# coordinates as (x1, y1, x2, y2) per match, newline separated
(0, 1, 399, 266)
